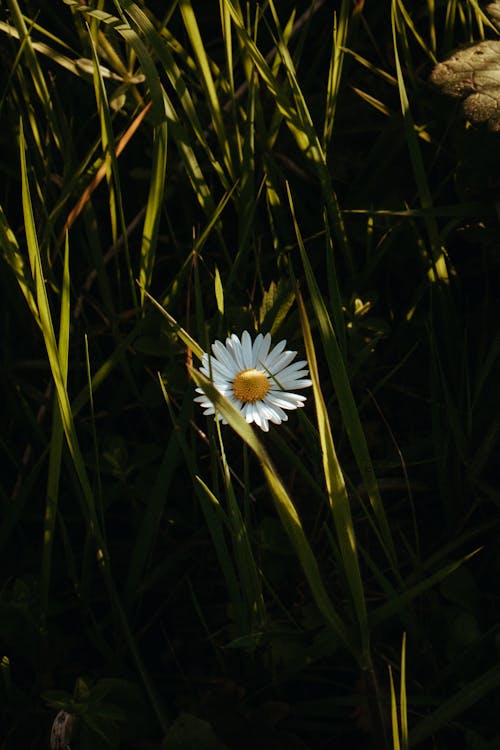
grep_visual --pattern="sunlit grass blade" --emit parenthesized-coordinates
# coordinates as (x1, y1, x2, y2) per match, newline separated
(61, 103, 152, 242)
(0, 206, 39, 324)
(40, 234, 70, 635)
(223, 0, 351, 270)
(216, 425, 266, 632)
(19, 120, 169, 736)
(6, 0, 63, 152)
(389, 664, 401, 750)
(123, 1, 230, 194)
(0, 19, 145, 84)
(287, 185, 398, 572)
(158, 377, 262, 635)
(297, 288, 369, 663)
(400, 633, 408, 750)
(86, 20, 135, 303)
(189, 366, 355, 658)
(179, 0, 234, 180)
(64, 0, 167, 124)
(391, 0, 447, 280)
(139, 115, 168, 305)
(323, 0, 351, 147)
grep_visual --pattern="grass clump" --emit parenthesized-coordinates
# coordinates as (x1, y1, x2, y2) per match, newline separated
(0, 1, 499, 748)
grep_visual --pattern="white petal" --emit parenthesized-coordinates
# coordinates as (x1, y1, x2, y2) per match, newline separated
(254, 333, 272, 367)
(212, 340, 238, 374)
(200, 358, 233, 381)
(274, 377, 312, 391)
(269, 350, 296, 373)
(273, 360, 309, 379)
(241, 331, 253, 368)
(241, 402, 253, 422)
(227, 334, 246, 371)
(270, 405, 289, 423)
(262, 339, 288, 372)
(260, 402, 286, 424)
(266, 392, 305, 410)
(252, 404, 264, 429)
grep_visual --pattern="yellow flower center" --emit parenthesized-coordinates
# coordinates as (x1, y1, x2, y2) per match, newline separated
(232, 368, 270, 403)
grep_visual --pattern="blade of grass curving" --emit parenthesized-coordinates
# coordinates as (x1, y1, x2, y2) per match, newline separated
(391, 1, 446, 278)
(6, 0, 63, 152)
(396, 0, 438, 63)
(267, 0, 352, 269)
(138, 115, 168, 305)
(179, 0, 235, 180)
(0, 20, 145, 85)
(223, 0, 351, 270)
(141, 287, 205, 361)
(216, 423, 266, 632)
(157, 377, 248, 631)
(324, 209, 347, 356)
(323, 0, 351, 147)
(60, 104, 151, 243)
(64, 0, 167, 124)
(40, 233, 70, 636)
(236, 60, 257, 263)
(0, 206, 38, 324)
(409, 662, 500, 747)
(19, 120, 169, 736)
(195, 475, 247, 631)
(287, 185, 398, 572)
(190, 366, 355, 658)
(122, 1, 230, 194)
(86, 20, 136, 304)
(296, 287, 369, 663)
(124, 396, 185, 606)
(370, 548, 481, 627)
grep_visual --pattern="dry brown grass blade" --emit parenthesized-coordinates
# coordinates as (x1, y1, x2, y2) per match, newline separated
(59, 101, 152, 243)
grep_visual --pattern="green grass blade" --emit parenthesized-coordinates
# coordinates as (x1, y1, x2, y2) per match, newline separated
(400, 632, 408, 750)
(139, 116, 168, 305)
(190, 366, 355, 658)
(86, 20, 136, 304)
(19, 120, 169, 736)
(297, 288, 369, 663)
(0, 205, 39, 324)
(195, 475, 247, 630)
(223, 0, 351, 270)
(288, 185, 398, 572)
(40, 234, 70, 633)
(323, 0, 351, 147)
(179, 0, 234, 179)
(124, 401, 182, 605)
(6, 0, 63, 152)
(389, 664, 401, 750)
(123, 1, 230, 193)
(409, 663, 500, 747)
(391, 1, 447, 279)
(64, 0, 167, 124)
(216, 425, 266, 631)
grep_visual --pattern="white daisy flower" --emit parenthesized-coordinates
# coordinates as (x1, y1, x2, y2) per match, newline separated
(194, 331, 312, 432)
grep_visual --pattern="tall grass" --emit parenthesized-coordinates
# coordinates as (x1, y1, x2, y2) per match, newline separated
(0, 1, 498, 748)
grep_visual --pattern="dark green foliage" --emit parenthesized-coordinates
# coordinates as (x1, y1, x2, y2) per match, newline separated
(0, 1, 499, 749)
